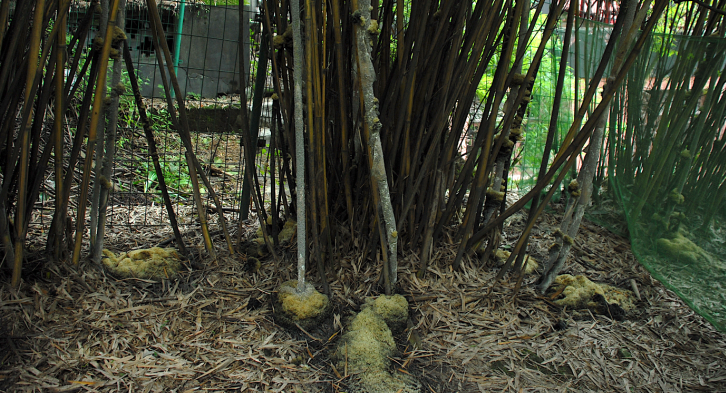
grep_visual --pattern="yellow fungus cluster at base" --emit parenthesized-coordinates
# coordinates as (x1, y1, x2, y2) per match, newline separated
(102, 247, 182, 280)
(277, 280, 330, 322)
(554, 274, 634, 311)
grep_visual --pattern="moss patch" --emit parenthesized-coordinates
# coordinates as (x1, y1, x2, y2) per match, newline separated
(656, 232, 713, 267)
(554, 274, 634, 311)
(102, 247, 183, 280)
(274, 281, 330, 330)
(351, 369, 420, 393)
(361, 294, 408, 333)
(334, 295, 418, 393)
(339, 307, 395, 371)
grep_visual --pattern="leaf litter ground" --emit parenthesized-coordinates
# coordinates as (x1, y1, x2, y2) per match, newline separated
(1, 207, 725, 392)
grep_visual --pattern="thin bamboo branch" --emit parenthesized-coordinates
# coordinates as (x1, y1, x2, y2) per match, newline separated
(121, 40, 189, 259)
(146, 0, 229, 258)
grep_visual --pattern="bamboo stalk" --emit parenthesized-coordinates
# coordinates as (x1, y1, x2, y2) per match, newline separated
(511, 0, 575, 277)
(121, 40, 189, 259)
(0, 0, 10, 55)
(290, 0, 308, 292)
(353, 0, 398, 285)
(147, 0, 237, 257)
(88, 0, 110, 252)
(147, 6, 215, 260)
(237, 0, 251, 246)
(51, 0, 69, 261)
(12, 0, 46, 287)
(71, 0, 121, 266)
(451, 0, 523, 271)
(331, 0, 354, 225)
(91, 0, 127, 262)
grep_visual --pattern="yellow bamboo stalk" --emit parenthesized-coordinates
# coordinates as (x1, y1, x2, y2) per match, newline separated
(11, 0, 46, 288)
(71, 0, 122, 266)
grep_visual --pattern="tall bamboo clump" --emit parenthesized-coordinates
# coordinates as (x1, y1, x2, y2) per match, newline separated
(259, 0, 575, 291)
(258, 0, 681, 293)
(0, 0, 80, 288)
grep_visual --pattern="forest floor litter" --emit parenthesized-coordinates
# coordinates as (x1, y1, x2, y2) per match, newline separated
(1, 207, 725, 392)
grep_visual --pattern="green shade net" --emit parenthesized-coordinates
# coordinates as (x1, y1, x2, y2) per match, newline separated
(521, 17, 726, 332)
(607, 30, 726, 333)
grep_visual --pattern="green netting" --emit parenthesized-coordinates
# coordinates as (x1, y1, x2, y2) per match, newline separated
(607, 30, 726, 332)
(520, 16, 726, 332)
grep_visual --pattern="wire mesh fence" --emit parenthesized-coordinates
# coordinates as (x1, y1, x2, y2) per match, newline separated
(31, 0, 278, 237)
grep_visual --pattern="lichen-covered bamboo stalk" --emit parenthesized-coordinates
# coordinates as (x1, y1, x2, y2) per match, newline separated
(291, 0, 307, 292)
(353, 0, 398, 286)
